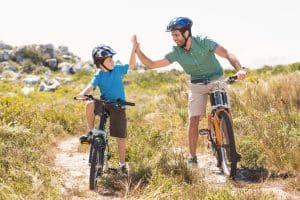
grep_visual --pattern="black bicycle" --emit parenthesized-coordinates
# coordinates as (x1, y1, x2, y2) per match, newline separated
(74, 94, 135, 190)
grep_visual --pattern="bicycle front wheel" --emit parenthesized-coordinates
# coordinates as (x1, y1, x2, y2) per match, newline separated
(218, 111, 238, 177)
(89, 140, 104, 190)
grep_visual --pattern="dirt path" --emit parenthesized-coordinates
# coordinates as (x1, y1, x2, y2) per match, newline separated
(196, 153, 300, 200)
(54, 137, 121, 200)
(54, 137, 299, 200)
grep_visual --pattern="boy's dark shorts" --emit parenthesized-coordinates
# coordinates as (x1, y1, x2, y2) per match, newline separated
(94, 100, 127, 138)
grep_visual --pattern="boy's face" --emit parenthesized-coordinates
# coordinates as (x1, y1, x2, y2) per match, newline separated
(102, 57, 114, 70)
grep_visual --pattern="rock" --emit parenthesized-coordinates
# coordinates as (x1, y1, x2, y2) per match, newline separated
(58, 46, 69, 55)
(0, 51, 10, 62)
(39, 79, 60, 92)
(1, 71, 20, 81)
(80, 63, 94, 71)
(21, 87, 34, 95)
(3, 64, 18, 72)
(15, 48, 25, 62)
(23, 75, 41, 85)
(58, 62, 75, 75)
(41, 44, 56, 58)
(62, 55, 72, 60)
(0, 41, 12, 50)
(45, 58, 58, 70)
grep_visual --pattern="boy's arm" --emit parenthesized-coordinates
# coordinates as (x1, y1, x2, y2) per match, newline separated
(129, 35, 137, 70)
(75, 84, 93, 99)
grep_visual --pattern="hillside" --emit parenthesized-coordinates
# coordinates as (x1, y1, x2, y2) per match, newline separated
(0, 43, 299, 199)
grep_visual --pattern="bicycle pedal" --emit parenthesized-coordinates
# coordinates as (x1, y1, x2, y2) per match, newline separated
(207, 142, 211, 149)
(199, 129, 208, 135)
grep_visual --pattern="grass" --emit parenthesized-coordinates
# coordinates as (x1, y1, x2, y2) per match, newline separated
(0, 63, 299, 199)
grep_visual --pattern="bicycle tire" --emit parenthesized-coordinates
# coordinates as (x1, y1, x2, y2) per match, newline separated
(218, 111, 238, 177)
(89, 139, 105, 190)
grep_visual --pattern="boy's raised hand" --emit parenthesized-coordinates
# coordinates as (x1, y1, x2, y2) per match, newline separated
(131, 34, 137, 45)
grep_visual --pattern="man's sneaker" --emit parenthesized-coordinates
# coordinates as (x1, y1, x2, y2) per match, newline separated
(117, 163, 129, 174)
(79, 131, 92, 144)
(188, 156, 198, 165)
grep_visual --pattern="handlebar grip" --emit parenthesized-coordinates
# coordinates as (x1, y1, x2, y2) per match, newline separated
(125, 102, 135, 106)
(227, 76, 238, 84)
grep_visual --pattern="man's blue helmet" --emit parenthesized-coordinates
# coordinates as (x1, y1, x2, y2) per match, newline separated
(92, 44, 116, 64)
(166, 17, 193, 32)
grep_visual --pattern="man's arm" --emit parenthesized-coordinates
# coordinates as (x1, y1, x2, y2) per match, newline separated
(135, 43, 170, 69)
(214, 45, 246, 79)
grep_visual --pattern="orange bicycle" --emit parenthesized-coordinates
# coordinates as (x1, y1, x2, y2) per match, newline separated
(199, 76, 241, 178)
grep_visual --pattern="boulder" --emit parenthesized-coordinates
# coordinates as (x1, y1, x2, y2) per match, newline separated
(58, 62, 75, 75)
(23, 75, 41, 85)
(3, 64, 18, 72)
(58, 46, 69, 55)
(39, 79, 60, 92)
(45, 58, 58, 70)
(21, 87, 34, 95)
(0, 41, 12, 50)
(0, 51, 10, 62)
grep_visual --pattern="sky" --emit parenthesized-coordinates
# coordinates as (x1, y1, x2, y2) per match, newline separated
(1, 0, 299, 69)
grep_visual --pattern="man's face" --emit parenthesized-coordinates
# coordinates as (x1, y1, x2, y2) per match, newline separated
(171, 30, 186, 46)
(103, 57, 114, 70)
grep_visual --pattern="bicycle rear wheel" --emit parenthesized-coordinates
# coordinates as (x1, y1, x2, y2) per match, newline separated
(89, 140, 104, 190)
(218, 111, 238, 177)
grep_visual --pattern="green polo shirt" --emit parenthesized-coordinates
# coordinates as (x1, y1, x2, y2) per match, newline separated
(165, 36, 223, 81)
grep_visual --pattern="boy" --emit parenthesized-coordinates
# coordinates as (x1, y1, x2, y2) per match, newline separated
(75, 36, 137, 172)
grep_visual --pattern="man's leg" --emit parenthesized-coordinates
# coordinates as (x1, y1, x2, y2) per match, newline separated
(188, 116, 201, 157)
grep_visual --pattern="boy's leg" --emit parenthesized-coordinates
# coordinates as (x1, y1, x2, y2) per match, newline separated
(86, 101, 95, 130)
(79, 101, 96, 143)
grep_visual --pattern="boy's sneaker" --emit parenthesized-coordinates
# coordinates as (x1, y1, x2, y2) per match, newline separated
(79, 130, 92, 144)
(188, 156, 198, 165)
(117, 163, 129, 174)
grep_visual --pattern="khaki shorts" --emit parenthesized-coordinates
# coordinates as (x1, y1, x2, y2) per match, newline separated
(187, 76, 230, 118)
(94, 100, 127, 138)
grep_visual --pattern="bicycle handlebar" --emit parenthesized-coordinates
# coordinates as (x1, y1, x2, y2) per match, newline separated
(74, 95, 135, 107)
(226, 75, 238, 84)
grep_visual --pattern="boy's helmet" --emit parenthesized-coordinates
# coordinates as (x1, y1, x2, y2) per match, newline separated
(92, 44, 116, 64)
(166, 17, 193, 32)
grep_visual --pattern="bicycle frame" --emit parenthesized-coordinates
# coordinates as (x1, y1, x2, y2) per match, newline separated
(208, 108, 231, 147)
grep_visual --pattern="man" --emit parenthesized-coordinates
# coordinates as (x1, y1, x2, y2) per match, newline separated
(134, 17, 246, 164)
